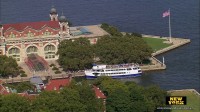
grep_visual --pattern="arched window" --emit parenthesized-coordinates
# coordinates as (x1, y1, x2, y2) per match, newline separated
(26, 46, 38, 55)
(0, 50, 2, 55)
(8, 47, 20, 54)
(62, 26, 65, 31)
(27, 32, 34, 37)
(8, 47, 20, 61)
(44, 45, 56, 59)
(9, 33, 16, 38)
(44, 45, 55, 51)
(43, 31, 51, 36)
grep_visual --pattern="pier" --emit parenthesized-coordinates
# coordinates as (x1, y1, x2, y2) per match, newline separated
(140, 56, 166, 71)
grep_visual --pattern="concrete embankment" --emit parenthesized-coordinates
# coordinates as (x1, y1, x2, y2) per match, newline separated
(152, 38, 190, 56)
(140, 34, 191, 72)
(167, 89, 200, 96)
(140, 56, 166, 71)
(142, 34, 191, 56)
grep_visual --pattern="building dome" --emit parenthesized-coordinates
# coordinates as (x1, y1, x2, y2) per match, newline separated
(0, 22, 2, 28)
(59, 15, 67, 22)
(50, 7, 57, 14)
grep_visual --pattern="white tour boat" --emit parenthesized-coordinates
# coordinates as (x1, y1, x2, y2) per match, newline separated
(85, 64, 142, 79)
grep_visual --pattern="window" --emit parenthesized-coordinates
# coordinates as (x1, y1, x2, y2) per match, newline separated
(26, 46, 38, 54)
(43, 31, 51, 36)
(27, 32, 34, 37)
(127, 68, 132, 70)
(44, 45, 56, 59)
(8, 47, 20, 61)
(9, 33, 16, 38)
(9, 47, 20, 54)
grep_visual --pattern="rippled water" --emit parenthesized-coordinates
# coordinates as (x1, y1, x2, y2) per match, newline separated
(1, 0, 199, 92)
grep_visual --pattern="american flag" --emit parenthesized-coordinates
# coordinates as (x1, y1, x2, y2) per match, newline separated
(163, 10, 170, 17)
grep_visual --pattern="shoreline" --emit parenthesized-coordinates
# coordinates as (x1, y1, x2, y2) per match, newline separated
(167, 89, 200, 96)
(0, 34, 191, 83)
(140, 34, 190, 72)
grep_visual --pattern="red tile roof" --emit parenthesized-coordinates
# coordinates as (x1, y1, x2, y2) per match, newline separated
(93, 86, 106, 99)
(45, 78, 71, 91)
(3, 21, 60, 32)
(0, 84, 10, 95)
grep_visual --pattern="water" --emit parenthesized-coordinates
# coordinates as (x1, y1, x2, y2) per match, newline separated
(1, 0, 199, 92)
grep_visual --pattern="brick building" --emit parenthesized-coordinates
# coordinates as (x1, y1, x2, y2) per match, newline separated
(0, 7, 70, 62)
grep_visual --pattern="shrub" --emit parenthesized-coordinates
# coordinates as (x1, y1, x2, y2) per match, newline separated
(131, 32, 142, 37)
(20, 73, 27, 77)
(18, 66, 23, 70)
(50, 64, 56, 67)
(20, 70, 25, 74)
(52, 66, 59, 71)
(55, 70, 61, 74)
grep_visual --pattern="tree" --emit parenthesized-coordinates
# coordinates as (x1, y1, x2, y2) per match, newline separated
(95, 35, 152, 64)
(0, 55, 21, 77)
(101, 23, 123, 37)
(94, 78, 168, 112)
(57, 38, 94, 71)
(106, 88, 131, 112)
(144, 85, 168, 110)
(131, 32, 142, 37)
(0, 94, 31, 112)
(94, 77, 128, 95)
(127, 83, 151, 112)
(74, 81, 104, 112)
(31, 91, 61, 112)
(59, 88, 87, 112)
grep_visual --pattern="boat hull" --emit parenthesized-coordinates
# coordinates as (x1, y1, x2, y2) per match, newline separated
(85, 73, 142, 79)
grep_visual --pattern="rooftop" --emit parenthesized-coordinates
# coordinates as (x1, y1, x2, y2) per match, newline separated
(45, 77, 71, 91)
(3, 21, 60, 32)
(93, 85, 106, 99)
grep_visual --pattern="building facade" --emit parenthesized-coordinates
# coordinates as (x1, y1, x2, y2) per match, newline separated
(0, 7, 108, 63)
(0, 7, 70, 62)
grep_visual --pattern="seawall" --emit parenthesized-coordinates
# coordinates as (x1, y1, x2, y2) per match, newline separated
(140, 34, 190, 72)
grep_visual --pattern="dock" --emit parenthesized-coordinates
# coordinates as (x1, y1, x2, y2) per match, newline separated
(140, 56, 166, 71)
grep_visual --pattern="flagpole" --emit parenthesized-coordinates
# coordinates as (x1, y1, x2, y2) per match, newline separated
(168, 9, 172, 42)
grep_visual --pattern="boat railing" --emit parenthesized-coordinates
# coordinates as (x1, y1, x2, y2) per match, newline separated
(106, 63, 139, 69)
(84, 63, 140, 71)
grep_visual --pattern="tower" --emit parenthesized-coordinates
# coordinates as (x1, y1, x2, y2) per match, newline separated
(49, 6, 58, 21)
(0, 22, 3, 37)
(0, 22, 5, 55)
(59, 14, 70, 38)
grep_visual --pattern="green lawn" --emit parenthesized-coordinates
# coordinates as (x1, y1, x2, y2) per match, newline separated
(143, 37, 172, 52)
(169, 90, 200, 112)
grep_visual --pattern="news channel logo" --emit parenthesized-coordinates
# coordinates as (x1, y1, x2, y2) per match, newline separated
(166, 96, 187, 105)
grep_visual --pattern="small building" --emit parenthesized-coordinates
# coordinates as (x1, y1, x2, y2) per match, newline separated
(44, 77, 71, 91)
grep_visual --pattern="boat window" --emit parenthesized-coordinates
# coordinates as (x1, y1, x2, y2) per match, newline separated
(127, 68, 132, 70)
